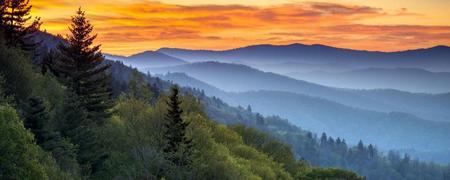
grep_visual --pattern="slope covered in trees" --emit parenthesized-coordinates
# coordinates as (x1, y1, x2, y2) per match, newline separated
(0, 2, 363, 179)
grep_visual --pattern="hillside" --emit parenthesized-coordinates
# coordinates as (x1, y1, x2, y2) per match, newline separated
(158, 73, 450, 155)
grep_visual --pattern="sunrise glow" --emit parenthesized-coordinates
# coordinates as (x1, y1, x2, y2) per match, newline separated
(31, 0, 450, 55)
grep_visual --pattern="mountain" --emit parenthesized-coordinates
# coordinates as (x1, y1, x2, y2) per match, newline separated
(286, 68, 450, 93)
(157, 72, 450, 163)
(105, 51, 187, 69)
(32, 31, 66, 50)
(148, 62, 450, 122)
(254, 62, 357, 74)
(157, 43, 450, 72)
(29, 30, 450, 178)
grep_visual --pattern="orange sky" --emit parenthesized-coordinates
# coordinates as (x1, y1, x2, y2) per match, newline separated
(31, 0, 450, 55)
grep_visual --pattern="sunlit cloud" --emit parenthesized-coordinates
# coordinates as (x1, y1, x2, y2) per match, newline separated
(30, 0, 450, 55)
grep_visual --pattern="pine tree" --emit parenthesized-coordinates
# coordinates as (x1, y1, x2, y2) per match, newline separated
(23, 97, 80, 175)
(23, 97, 48, 144)
(163, 85, 192, 167)
(52, 8, 112, 125)
(0, 0, 41, 49)
(320, 132, 328, 147)
(256, 113, 265, 126)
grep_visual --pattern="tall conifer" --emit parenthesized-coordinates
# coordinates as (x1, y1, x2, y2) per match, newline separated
(163, 86, 192, 167)
(0, 0, 41, 49)
(52, 8, 112, 125)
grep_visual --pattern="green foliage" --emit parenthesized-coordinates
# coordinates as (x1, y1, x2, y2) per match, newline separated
(0, 42, 35, 102)
(126, 69, 154, 102)
(163, 86, 193, 168)
(303, 168, 364, 180)
(0, 74, 10, 103)
(0, 105, 47, 179)
(0, 105, 73, 179)
(24, 98, 49, 144)
(23, 97, 80, 176)
(0, 6, 370, 179)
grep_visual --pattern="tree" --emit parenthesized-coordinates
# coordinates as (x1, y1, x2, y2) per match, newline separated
(55, 92, 102, 174)
(163, 85, 192, 167)
(256, 113, 264, 126)
(0, 105, 47, 179)
(320, 132, 327, 147)
(51, 8, 112, 125)
(0, 0, 41, 49)
(23, 97, 49, 144)
(23, 97, 80, 175)
(0, 74, 8, 103)
(0, 40, 34, 102)
(246, 105, 252, 112)
(127, 69, 153, 103)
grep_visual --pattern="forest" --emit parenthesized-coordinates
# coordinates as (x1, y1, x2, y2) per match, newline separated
(0, 0, 449, 179)
(0, 0, 363, 179)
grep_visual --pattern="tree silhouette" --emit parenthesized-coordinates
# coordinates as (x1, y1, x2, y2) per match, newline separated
(0, 0, 41, 49)
(163, 85, 192, 167)
(52, 8, 112, 125)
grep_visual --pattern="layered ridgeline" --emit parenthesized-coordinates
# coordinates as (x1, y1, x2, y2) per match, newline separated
(149, 62, 450, 122)
(104, 51, 187, 69)
(156, 71, 450, 163)
(105, 50, 450, 178)
(0, 3, 366, 179)
(108, 62, 449, 180)
(285, 68, 450, 93)
(157, 43, 450, 72)
(2, 48, 362, 179)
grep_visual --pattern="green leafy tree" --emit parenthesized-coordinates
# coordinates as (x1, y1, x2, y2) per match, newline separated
(0, 40, 34, 102)
(163, 86, 193, 167)
(0, 105, 47, 179)
(51, 8, 112, 125)
(127, 69, 153, 102)
(0, 0, 41, 49)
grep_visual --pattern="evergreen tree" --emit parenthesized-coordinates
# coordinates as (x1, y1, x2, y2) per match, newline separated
(256, 113, 264, 126)
(163, 85, 192, 167)
(51, 8, 112, 125)
(23, 97, 48, 144)
(246, 105, 252, 112)
(320, 132, 328, 147)
(0, 0, 41, 49)
(23, 97, 80, 175)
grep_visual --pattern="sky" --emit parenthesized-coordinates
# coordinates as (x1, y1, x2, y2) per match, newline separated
(31, 0, 450, 55)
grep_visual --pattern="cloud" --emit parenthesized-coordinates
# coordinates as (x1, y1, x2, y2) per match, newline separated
(31, 0, 449, 55)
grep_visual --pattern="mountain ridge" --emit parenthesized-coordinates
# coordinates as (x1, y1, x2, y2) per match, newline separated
(157, 43, 450, 72)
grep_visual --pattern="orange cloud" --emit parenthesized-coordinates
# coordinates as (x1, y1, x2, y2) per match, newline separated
(30, 0, 450, 55)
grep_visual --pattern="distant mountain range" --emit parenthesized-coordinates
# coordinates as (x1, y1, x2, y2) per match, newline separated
(32, 31, 450, 165)
(157, 72, 450, 157)
(157, 43, 450, 72)
(105, 51, 187, 69)
(149, 62, 450, 122)
(286, 68, 450, 93)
